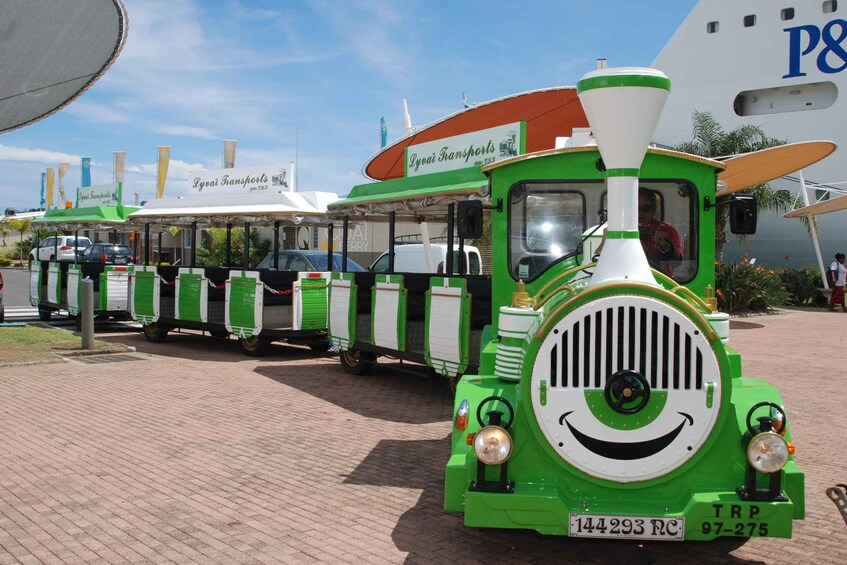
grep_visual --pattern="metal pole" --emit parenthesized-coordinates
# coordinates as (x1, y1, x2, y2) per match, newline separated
(80, 279, 94, 349)
(388, 211, 395, 273)
(327, 224, 334, 271)
(53, 231, 58, 261)
(226, 223, 232, 267)
(190, 221, 197, 268)
(243, 223, 250, 270)
(446, 203, 455, 275)
(157, 232, 163, 265)
(73, 230, 79, 263)
(801, 171, 829, 288)
(144, 223, 150, 266)
(342, 216, 349, 271)
(273, 221, 280, 269)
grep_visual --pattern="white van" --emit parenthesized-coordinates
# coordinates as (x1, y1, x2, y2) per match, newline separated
(370, 243, 483, 275)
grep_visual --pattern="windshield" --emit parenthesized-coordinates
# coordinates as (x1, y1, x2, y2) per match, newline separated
(510, 183, 586, 280)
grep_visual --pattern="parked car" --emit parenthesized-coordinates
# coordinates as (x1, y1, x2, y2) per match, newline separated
(29, 235, 92, 265)
(255, 250, 366, 272)
(0, 271, 4, 323)
(77, 243, 134, 265)
(370, 242, 483, 274)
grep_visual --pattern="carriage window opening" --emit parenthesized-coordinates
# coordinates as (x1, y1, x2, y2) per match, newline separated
(781, 7, 795, 20)
(509, 183, 586, 281)
(706, 21, 719, 33)
(743, 14, 756, 27)
(824, 1, 838, 13)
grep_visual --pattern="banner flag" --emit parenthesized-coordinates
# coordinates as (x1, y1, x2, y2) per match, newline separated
(45, 167, 55, 208)
(114, 151, 126, 184)
(223, 140, 237, 168)
(380, 117, 387, 148)
(40, 172, 45, 208)
(156, 146, 170, 199)
(81, 157, 91, 187)
(58, 162, 68, 205)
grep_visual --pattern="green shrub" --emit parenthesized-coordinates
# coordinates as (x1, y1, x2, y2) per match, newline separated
(715, 257, 790, 313)
(0, 256, 11, 266)
(196, 229, 270, 268)
(779, 267, 827, 306)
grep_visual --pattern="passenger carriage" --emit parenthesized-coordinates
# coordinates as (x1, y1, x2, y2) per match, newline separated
(127, 188, 337, 356)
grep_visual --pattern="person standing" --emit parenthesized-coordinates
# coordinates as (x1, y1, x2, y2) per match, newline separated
(829, 253, 847, 312)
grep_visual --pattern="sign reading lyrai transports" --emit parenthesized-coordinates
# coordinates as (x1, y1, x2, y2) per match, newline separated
(405, 122, 525, 177)
(189, 163, 295, 196)
(76, 183, 122, 207)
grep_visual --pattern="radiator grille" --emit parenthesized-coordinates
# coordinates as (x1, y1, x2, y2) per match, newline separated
(547, 303, 705, 391)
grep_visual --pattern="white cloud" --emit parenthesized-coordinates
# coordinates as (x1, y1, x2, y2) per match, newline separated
(0, 144, 79, 164)
(63, 100, 132, 124)
(152, 124, 219, 139)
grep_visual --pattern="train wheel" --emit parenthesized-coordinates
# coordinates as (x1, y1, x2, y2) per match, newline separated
(240, 335, 271, 357)
(209, 329, 229, 339)
(143, 322, 169, 343)
(339, 348, 374, 375)
(38, 306, 52, 321)
(308, 340, 331, 352)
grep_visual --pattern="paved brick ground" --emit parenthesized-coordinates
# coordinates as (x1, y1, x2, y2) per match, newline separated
(0, 309, 844, 564)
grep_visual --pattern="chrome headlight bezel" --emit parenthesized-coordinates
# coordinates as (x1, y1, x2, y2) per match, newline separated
(747, 431, 790, 473)
(473, 425, 513, 465)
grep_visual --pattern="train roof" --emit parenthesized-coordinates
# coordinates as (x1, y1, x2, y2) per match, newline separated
(33, 205, 140, 231)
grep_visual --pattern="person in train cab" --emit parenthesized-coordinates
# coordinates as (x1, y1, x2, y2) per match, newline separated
(638, 186, 683, 274)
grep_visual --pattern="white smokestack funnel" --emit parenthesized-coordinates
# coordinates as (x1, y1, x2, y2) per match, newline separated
(576, 67, 671, 286)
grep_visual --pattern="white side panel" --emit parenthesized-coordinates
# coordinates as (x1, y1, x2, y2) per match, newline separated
(372, 280, 402, 350)
(67, 268, 81, 315)
(29, 265, 40, 306)
(328, 278, 353, 350)
(104, 269, 130, 311)
(47, 263, 60, 304)
(427, 284, 463, 375)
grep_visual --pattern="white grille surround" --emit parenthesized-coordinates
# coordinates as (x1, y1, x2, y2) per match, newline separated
(530, 294, 724, 483)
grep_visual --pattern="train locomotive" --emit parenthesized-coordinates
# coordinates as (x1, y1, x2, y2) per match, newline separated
(443, 67, 804, 541)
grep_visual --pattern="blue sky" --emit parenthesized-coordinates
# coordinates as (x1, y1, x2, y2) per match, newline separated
(0, 0, 698, 211)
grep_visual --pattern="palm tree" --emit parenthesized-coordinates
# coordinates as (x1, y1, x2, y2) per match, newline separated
(675, 111, 795, 260)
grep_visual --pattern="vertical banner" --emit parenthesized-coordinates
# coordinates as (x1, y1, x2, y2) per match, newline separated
(45, 168, 55, 208)
(40, 172, 46, 208)
(114, 151, 126, 206)
(222, 139, 236, 168)
(380, 117, 387, 148)
(58, 162, 69, 205)
(156, 146, 170, 199)
(81, 157, 91, 187)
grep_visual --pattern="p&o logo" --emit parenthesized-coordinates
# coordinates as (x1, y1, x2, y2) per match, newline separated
(784, 19, 847, 78)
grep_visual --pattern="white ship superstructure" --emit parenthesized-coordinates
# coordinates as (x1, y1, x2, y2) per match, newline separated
(653, 0, 847, 266)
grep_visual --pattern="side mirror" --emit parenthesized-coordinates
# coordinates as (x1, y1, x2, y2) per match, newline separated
(457, 200, 484, 239)
(729, 195, 757, 235)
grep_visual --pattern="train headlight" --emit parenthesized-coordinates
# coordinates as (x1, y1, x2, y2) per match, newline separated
(473, 426, 513, 465)
(747, 431, 790, 473)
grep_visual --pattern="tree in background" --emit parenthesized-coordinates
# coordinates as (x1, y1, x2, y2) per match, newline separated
(196, 228, 271, 268)
(0, 223, 8, 246)
(674, 111, 794, 260)
(8, 218, 31, 264)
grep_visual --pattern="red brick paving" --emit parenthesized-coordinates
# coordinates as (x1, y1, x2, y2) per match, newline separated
(0, 310, 844, 564)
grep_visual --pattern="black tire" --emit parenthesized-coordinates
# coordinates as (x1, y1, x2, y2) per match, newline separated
(0, 307, 4, 324)
(209, 329, 230, 339)
(339, 348, 375, 375)
(240, 335, 271, 357)
(308, 340, 331, 352)
(143, 322, 169, 343)
(74, 315, 82, 332)
(49, 255, 55, 262)
(38, 306, 52, 321)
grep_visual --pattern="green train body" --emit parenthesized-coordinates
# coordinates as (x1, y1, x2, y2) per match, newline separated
(443, 146, 804, 540)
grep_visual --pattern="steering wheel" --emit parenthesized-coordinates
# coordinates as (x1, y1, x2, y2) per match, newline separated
(476, 396, 515, 430)
(745, 401, 787, 435)
(604, 370, 651, 414)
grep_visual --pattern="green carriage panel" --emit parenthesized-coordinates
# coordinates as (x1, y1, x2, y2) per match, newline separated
(176, 267, 207, 323)
(131, 266, 160, 324)
(226, 270, 262, 338)
(295, 275, 328, 330)
(67, 264, 83, 315)
(28, 264, 41, 306)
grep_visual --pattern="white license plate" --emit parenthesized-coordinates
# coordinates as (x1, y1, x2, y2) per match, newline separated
(569, 514, 684, 540)
(115, 257, 127, 264)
